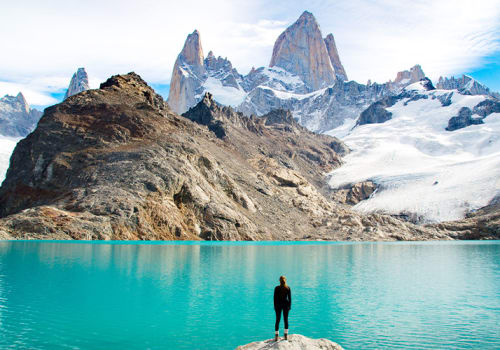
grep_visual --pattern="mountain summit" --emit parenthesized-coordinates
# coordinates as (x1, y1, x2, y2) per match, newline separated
(64, 67, 90, 100)
(269, 11, 337, 90)
(0, 92, 42, 137)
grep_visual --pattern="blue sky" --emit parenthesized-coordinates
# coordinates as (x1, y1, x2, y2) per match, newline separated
(0, 0, 498, 108)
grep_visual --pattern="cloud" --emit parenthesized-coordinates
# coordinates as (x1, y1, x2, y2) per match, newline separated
(0, 80, 60, 106)
(0, 0, 498, 107)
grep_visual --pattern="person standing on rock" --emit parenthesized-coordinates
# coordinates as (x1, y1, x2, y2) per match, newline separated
(274, 275, 291, 341)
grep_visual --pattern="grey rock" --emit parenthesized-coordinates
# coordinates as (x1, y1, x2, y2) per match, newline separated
(0, 92, 42, 137)
(356, 95, 398, 126)
(472, 99, 500, 117)
(235, 334, 344, 350)
(64, 68, 90, 100)
(446, 107, 484, 131)
(437, 92, 453, 107)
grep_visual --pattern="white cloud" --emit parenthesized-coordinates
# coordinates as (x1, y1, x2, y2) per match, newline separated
(0, 0, 498, 107)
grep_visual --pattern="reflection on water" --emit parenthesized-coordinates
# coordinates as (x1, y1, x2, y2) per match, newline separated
(0, 241, 499, 349)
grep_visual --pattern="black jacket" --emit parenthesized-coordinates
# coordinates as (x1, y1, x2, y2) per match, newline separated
(274, 285, 291, 310)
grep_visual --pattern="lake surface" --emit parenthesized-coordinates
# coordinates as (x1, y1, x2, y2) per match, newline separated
(0, 241, 499, 349)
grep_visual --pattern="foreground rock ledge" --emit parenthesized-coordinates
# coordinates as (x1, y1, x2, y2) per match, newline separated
(236, 334, 344, 350)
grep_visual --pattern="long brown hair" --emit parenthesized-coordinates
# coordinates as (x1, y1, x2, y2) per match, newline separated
(279, 275, 289, 289)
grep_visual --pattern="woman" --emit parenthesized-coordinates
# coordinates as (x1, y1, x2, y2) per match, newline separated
(274, 275, 291, 341)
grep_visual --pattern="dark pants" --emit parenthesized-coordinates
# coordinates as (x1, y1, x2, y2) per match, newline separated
(275, 307, 289, 331)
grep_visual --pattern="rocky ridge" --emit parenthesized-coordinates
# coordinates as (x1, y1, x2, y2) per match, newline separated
(437, 75, 499, 99)
(0, 92, 42, 137)
(64, 67, 90, 100)
(0, 72, 494, 241)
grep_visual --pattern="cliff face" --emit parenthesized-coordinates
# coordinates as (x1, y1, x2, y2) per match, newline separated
(324, 34, 348, 81)
(269, 11, 336, 91)
(167, 30, 206, 114)
(0, 92, 42, 137)
(64, 68, 90, 100)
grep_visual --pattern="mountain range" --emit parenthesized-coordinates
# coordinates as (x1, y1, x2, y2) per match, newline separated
(0, 11, 498, 240)
(1, 73, 497, 240)
(167, 11, 498, 133)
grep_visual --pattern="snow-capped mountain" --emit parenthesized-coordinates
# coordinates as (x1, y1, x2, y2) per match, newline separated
(0, 92, 42, 137)
(168, 11, 428, 132)
(0, 92, 43, 182)
(64, 67, 90, 100)
(437, 74, 500, 99)
(326, 79, 500, 223)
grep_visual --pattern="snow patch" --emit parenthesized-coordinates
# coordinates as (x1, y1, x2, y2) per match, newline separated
(202, 77, 247, 107)
(0, 136, 21, 183)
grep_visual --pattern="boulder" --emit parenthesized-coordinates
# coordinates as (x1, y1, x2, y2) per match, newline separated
(236, 334, 344, 350)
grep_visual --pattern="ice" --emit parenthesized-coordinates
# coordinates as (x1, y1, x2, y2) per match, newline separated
(202, 77, 247, 107)
(327, 89, 500, 222)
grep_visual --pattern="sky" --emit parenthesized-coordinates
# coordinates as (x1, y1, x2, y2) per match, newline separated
(0, 0, 499, 109)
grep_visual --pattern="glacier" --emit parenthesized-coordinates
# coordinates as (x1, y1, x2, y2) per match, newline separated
(326, 85, 500, 222)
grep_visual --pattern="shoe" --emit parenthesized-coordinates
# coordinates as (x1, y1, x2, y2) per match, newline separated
(284, 329, 288, 340)
(274, 332, 279, 341)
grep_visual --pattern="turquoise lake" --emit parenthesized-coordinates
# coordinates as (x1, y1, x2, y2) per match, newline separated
(0, 241, 499, 349)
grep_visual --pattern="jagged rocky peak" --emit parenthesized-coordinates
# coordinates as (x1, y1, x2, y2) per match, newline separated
(269, 11, 336, 91)
(436, 75, 500, 98)
(182, 92, 241, 139)
(324, 33, 348, 81)
(0, 92, 42, 137)
(393, 64, 425, 87)
(179, 29, 205, 73)
(167, 30, 208, 114)
(64, 67, 90, 100)
(15, 92, 29, 113)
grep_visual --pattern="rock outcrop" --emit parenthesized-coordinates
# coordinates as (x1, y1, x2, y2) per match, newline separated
(269, 11, 336, 91)
(445, 107, 484, 131)
(0, 92, 42, 137)
(437, 75, 500, 99)
(235, 334, 344, 350)
(390, 65, 425, 90)
(0, 72, 496, 241)
(64, 68, 90, 100)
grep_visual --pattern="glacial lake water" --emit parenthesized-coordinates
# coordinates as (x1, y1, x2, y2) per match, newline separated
(0, 241, 499, 349)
